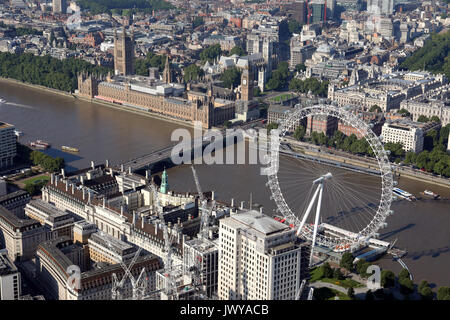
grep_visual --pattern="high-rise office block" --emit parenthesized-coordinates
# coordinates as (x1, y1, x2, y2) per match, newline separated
(367, 0, 393, 15)
(0, 122, 16, 169)
(218, 210, 308, 300)
(52, 0, 67, 13)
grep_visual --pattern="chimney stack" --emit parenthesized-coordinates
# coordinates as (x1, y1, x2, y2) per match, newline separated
(128, 166, 132, 174)
(71, 184, 75, 194)
(212, 191, 215, 200)
(88, 191, 91, 204)
(91, 161, 95, 170)
(260, 207, 263, 214)
(103, 197, 106, 208)
(141, 216, 145, 228)
(231, 198, 234, 207)
(55, 175, 58, 186)
(132, 182, 136, 191)
(61, 168, 65, 179)
(65, 181, 68, 192)
(82, 188, 86, 200)
(145, 170, 150, 180)
(109, 168, 113, 176)
(120, 205, 124, 216)
(133, 212, 137, 226)
(106, 159, 109, 167)
(80, 176, 84, 185)
(50, 173, 55, 184)
(121, 164, 124, 172)
(240, 201, 244, 210)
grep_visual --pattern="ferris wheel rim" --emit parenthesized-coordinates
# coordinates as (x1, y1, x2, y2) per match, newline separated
(266, 104, 394, 251)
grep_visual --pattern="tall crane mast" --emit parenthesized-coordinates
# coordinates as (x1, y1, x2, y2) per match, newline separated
(191, 165, 215, 240)
(149, 183, 178, 299)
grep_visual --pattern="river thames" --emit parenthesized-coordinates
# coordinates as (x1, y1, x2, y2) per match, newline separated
(0, 80, 449, 289)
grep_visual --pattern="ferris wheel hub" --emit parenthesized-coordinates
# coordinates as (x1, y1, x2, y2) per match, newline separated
(313, 172, 333, 184)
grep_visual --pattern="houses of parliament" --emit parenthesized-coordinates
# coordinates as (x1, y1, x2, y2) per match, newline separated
(77, 28, 250, 129)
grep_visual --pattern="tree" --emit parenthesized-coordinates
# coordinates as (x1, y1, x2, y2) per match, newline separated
(25, 184, 36, 196)
(365, 290, 375, 300)
(333, 268, 344, 280)
(399, 277, 414, 295)
(416, 150, 430, 169)
(253, 87, 261, 97)
(437, 287, 450, 300)
(293, 125, 306, 141)
(192, 16, 204, 29)
(183, 64, 204, 82)
(321, 262, 333, 278)
(340, 252, 354, 271)
(347, 287, 355, 300)
(219, 67, 241, 89)
(420, 287, 434, 300)
(430, 115, 441, 123)
(229, 46, 246, 57)
(295, 63, 306, 73)
(223, 120, 232, 128)
(369, 105, 382, 113)
(355, 259, 367, 275)
(419, 281, 434, 300)
(267, 123, 279, 133)
(404, 151, 417, 165)
(399, 30, 450, 78)
(200, 43, 222, 62)
(417, 115, 429, 123)
(398, 268, 410, 280)
(381, 270, 395, 288)
(287, 19, 303, 34)
(398, 108, 411, 116)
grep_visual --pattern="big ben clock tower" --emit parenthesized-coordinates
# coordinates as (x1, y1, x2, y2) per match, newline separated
(241, 64, 253, 102)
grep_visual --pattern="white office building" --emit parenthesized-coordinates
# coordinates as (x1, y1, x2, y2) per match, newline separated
(381, 121, 425, 153)
(218, 210, 308, 300)
(0, 250, 21, 300)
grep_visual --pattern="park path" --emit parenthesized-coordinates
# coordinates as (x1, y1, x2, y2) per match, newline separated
(310, 281, 369, 295)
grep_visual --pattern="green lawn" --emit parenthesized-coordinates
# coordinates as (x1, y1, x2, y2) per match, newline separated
(314, 287, 352, 300)
(329, 289, 351, 300)
(23, 175, 49, 187)
(310, 267, 364, 289)
(269, 93, 293, 102)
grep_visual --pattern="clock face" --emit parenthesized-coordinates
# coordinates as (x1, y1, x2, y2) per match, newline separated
(243, 79, 247, 85)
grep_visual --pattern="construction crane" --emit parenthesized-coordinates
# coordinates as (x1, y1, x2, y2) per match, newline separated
(149, 183, 178, 300)
(189, 166, 217, 296)
(191, 166, 216, 240)
(109, 234, 145, 300)
(306, 0, 312, 25)
(295, 279, 307, 300)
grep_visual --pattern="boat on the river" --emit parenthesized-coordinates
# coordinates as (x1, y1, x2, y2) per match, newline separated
(0, 98, 6, 104)
(30, 139, 50, 149)
(393, 188, 416, 201)
(62, 146, 79, 153)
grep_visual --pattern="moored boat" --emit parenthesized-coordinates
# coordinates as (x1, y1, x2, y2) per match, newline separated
(30, 139, 50, 149)
(62, 145, 79, 153)
(393, 187, 416, 201)
(421, 190, 440, 199)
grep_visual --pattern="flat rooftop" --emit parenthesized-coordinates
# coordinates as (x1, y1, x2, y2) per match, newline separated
(0, 252, 18, 276)
(89, 231, 136, 254)
(0, 205, 41, 230)
(0, 122, 14, 130)
(229, 210, 289, 236)
(26, 199, 69, 218)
